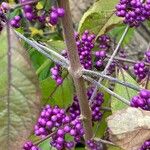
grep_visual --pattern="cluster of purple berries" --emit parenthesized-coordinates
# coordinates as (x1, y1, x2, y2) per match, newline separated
(51, 118, 84, 150)
(34, 105, 68, 137)
(145, 50, 150, 63)
(94, 35, 110, 69)
(49, 7, 65, 25)
(98, 34, 111, 51)
(134, 61, 148, 80)
(23, 141, 40, 150)
(34, 105, 84, 150)
(0, 2, 9, 31)
(1, 2, 9, 11)
(94, 34, 128, 73)
(21, 0, 65, 25)
(20, 0, 37, 22)
(76, 30, 95, 69)
(130, 89, 150, 110)
(10, 16, 21, 28)
(87, 139, 102, 150)
(68, 88, 104, 122)
(50, 50, 67, 85)
(139, 139, 150, 150)
(51, 31, 95, 85)
(116, 0, 150, 27)
(50, 65, 63, 85)
(1, 0, 65, 29)
(95, 50, 106, 69)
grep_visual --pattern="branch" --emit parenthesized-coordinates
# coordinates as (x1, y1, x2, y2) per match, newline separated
(83, 69, 140, 91)
(15, 31, 68, 68)
(33, 40, 69, 64)
(58, 0, 93, 141)
(89, 26, 129, 102)
(83, 75, 130, 105)
(94, 138, 116, 146)
(106, 55, 150, 66)
(11, 0, 38, 10)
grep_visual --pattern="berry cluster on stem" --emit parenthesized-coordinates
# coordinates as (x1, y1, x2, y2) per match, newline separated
(131, 89, 150, 110)
(116, 0, 150, 27)
(23, 141, 41, 150)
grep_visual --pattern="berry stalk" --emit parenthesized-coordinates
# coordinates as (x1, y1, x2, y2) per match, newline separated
(57, 0, 93, 141)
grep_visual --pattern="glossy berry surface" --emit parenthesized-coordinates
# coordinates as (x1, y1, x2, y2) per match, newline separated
(68, 87, 104, 122)
(10, 16, 21, 28)
(87, 139, 102, 150)
(23, 141, 41, 150)
(145, 50, 150, 63)
(139, 139, 150, 150)
(115, 0, 150, 27)
(49, 7, 65, 25)
(50, 118, 84, 150)
(134, 61, 148, 80)
(130, 89, 150, 110)
(51, 31, 95, 85)
(34, 104, 84, 150)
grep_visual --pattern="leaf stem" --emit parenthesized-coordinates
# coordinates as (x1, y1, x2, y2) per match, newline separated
(36, 59, 51, 75)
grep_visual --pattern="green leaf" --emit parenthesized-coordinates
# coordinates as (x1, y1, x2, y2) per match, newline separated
(96, 14, 122, 38)
(39, 139, 56, 150)
(93, 111, 111, 137)
(47, 40, 66, 53)
(110, 25, 134, 46)
(31, 40, 65, 80)
(28, 47, 51, 80)
(111, 70, 138, 112)
(0, 27, 40, 149)
(36, 59, 51, 76)
(78, 0, 121, 35)
(40, 76, 74, 108)
(65, 134, 74, 141)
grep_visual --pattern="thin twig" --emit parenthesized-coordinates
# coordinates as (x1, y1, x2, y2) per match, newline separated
(94, 138, 115, 146)
(33, 40, 69, 65)
(89, 26, 129, 102)
(106, 55, 150, 66)
(82, 69, 140, 91)
(101, 107, 111, 111)
(11, 0, 38, 10)
(119, 66, 131, 99)
(83, 75, 130, 105)
(15, 31, 68, 68)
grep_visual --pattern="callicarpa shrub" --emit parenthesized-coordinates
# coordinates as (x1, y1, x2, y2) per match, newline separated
(1, 0, 150, 150)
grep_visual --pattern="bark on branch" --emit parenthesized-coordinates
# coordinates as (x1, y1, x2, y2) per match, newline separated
(58, 0, 93, 141)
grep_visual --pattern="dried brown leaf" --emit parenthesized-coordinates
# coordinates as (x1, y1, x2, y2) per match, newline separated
(107, 107, 150, 150)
